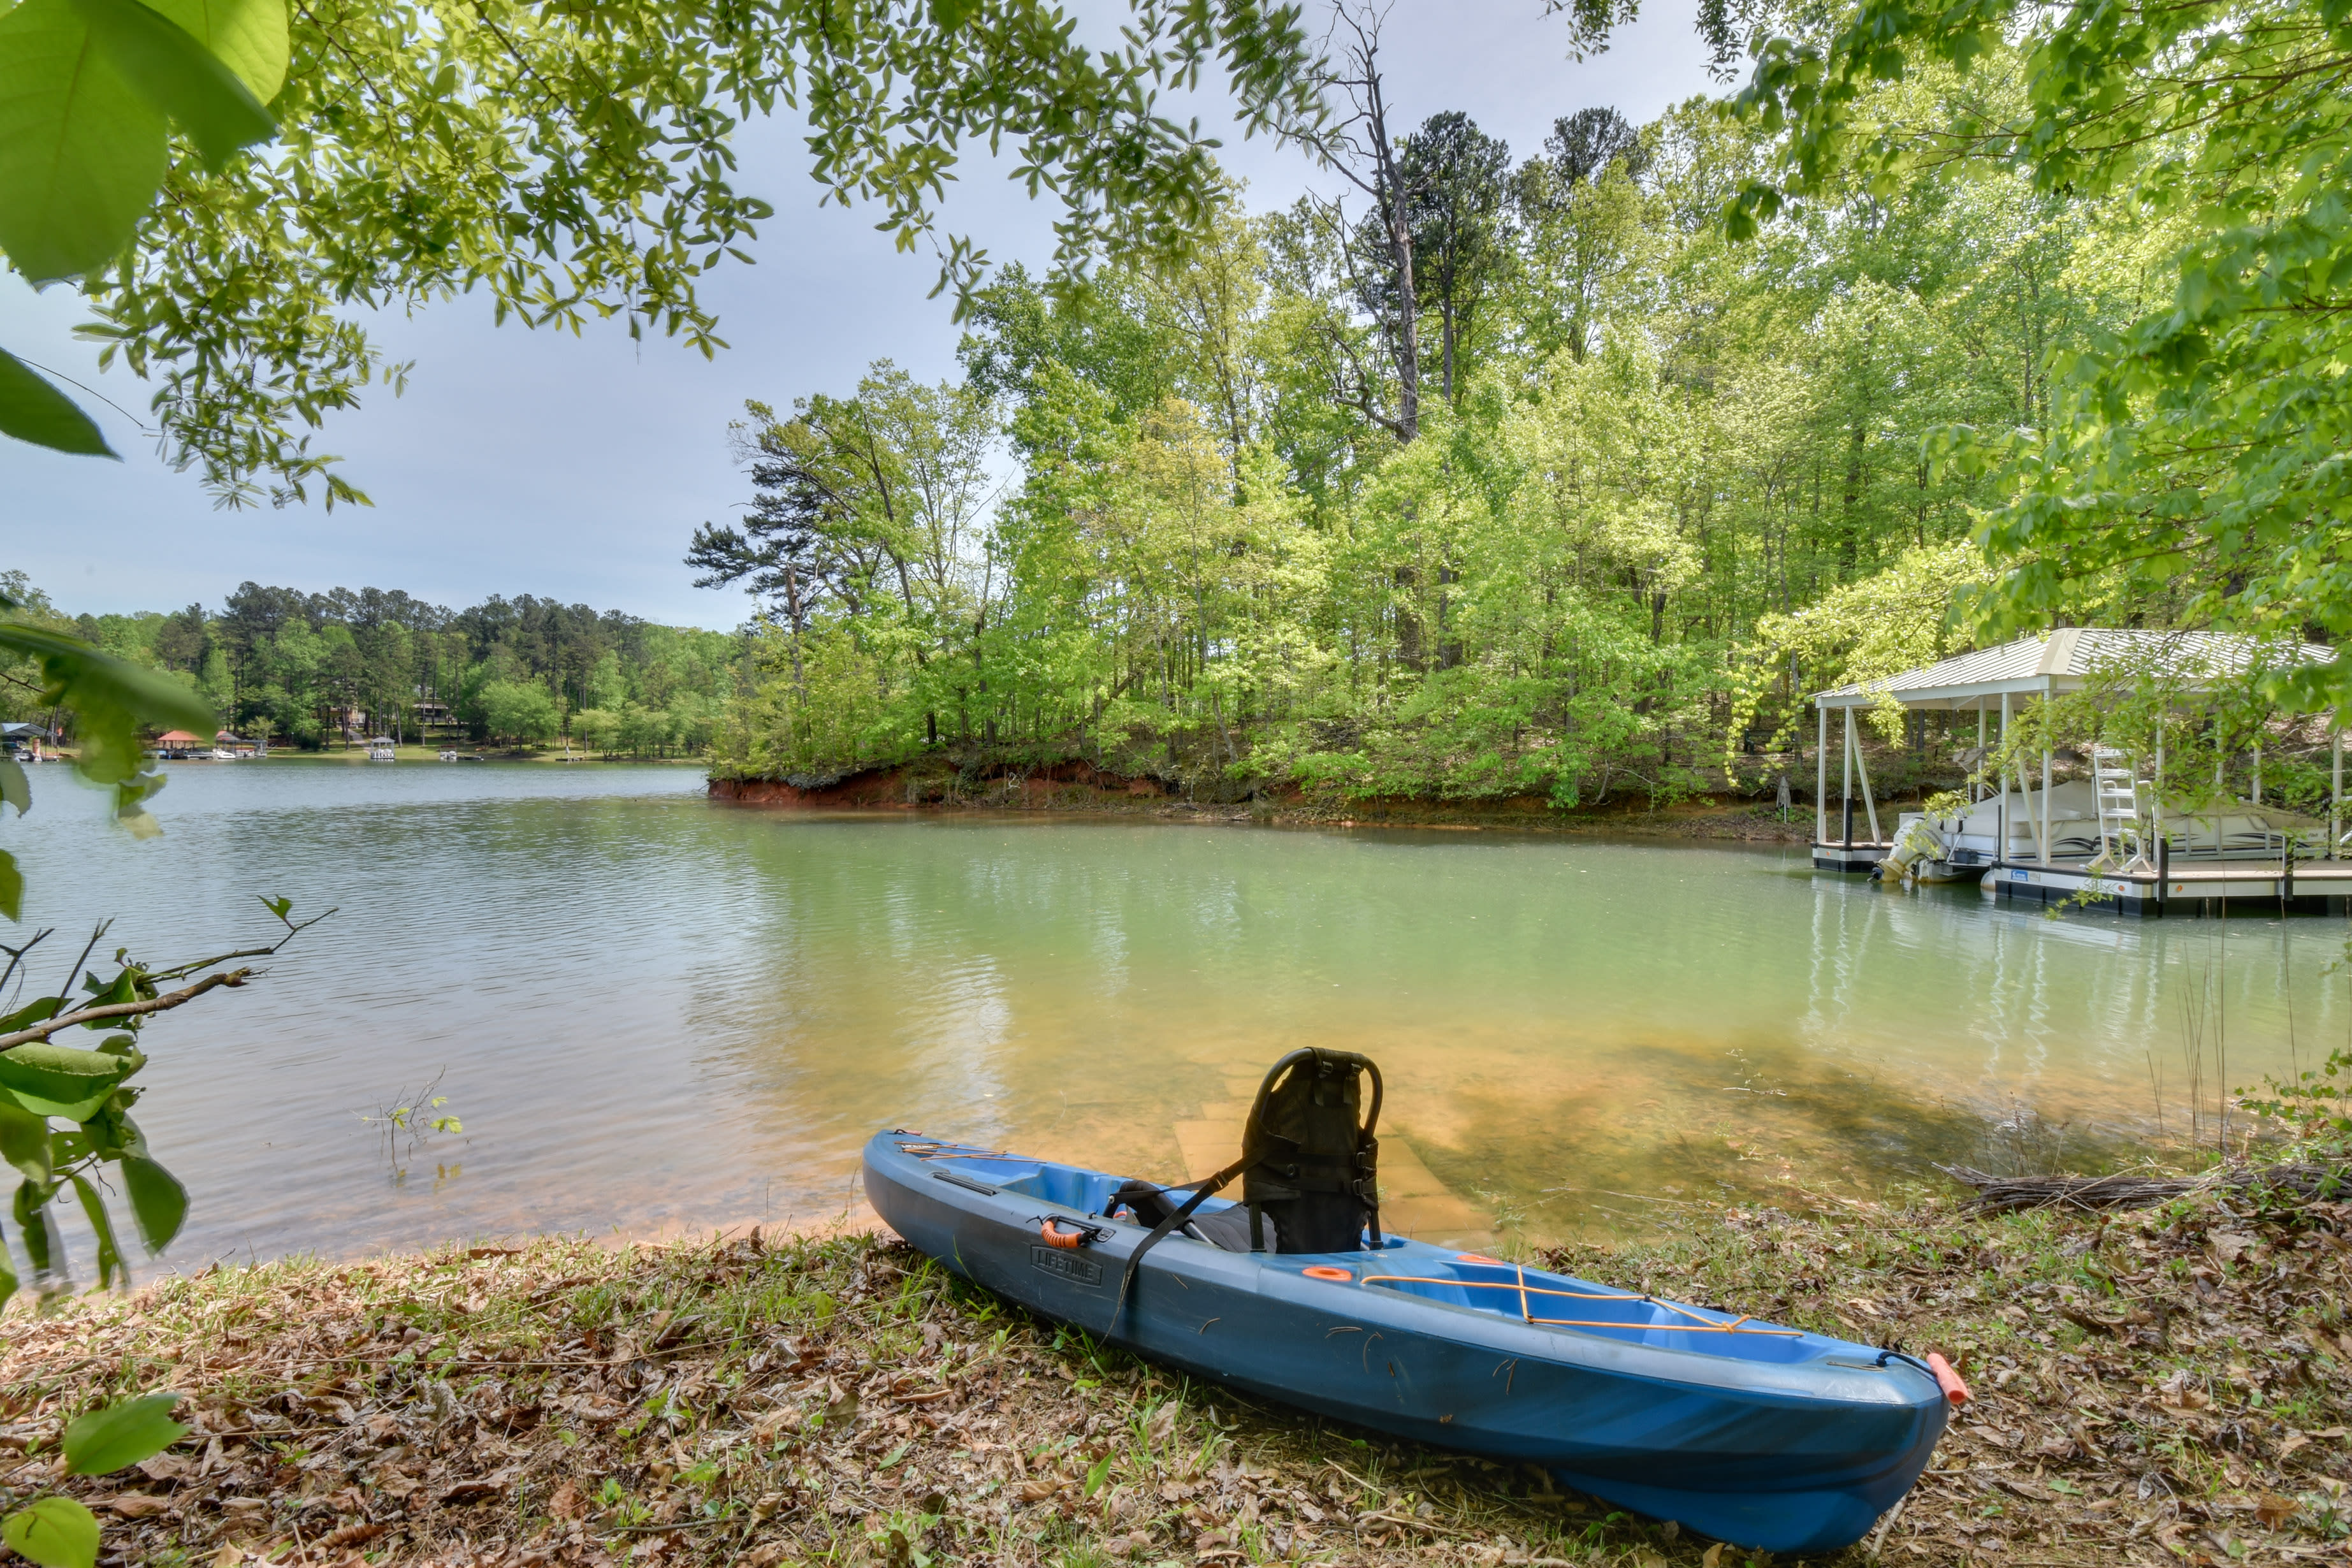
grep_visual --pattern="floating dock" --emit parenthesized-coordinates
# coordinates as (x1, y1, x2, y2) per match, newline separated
(1811, 839, 1892, 874)
(1808, 629, 2349, 916)
(1976, 854, 2352, 916)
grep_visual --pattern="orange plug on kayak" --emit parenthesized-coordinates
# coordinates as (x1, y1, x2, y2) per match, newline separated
(1926, 1353, 1971, 1405)
(1040, 1219, 1086, 1249)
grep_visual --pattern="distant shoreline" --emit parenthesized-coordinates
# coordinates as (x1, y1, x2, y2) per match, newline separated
(142, 746, 708, 766)
(708, 769, 1815, 841)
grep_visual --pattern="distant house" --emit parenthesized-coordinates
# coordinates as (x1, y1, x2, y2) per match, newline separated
(3, 722, 53, 760)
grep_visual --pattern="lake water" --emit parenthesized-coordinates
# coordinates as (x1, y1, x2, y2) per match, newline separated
(6, 761, 2348, 1281)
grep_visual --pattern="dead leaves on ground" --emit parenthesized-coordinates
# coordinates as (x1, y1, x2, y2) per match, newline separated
(0, 1194, 2346, 1567)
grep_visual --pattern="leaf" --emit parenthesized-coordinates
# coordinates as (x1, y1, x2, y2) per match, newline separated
(69, 1173, 124, 1289)
(0, 1221, 16, 1303)
(0, 1045, 134, 1121)
(66, 0, 273, 169)
(13, 1180, 62, 1278)
(0, 997, 63, 1034)
(0, 349, 114, 458)
(63, 1391, 187, 1474)
(0, 756, 29, 814)
(0, 621, 214, 791)
(120, 1154, 185, 1251)
(0, 850, 18, 924)
(140, 0, 286, 102)
(1, 1497, 99, 1568)
(0, 1003, 66, 1055)
(0, 1097, 53, 1184)
(0, 0, 167, 282)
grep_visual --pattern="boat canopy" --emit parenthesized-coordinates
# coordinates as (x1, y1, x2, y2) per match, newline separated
(1801, 629, 2342, 864)
(1811, 628, 2330, 713)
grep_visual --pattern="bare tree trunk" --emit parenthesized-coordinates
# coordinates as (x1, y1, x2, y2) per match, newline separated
(1328, 8, 1419, 443)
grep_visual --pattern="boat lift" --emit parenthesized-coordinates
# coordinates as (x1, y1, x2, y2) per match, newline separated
(1811, 628, 2348, 915)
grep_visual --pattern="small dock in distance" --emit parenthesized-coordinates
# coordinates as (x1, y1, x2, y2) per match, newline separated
(1810, 629, 2352, 916)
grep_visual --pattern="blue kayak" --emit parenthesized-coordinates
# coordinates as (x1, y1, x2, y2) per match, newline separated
(862, 1128, 1952, 1554)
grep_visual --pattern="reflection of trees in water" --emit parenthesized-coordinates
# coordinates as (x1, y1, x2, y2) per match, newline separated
(1799, 873, 2344, 1149)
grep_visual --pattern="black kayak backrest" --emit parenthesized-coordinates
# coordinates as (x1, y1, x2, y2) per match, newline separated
(1239, 1048, 1382, 1254)
(1110, 1048, 1384, 1319)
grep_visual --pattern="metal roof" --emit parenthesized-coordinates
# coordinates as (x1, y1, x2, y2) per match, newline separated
(1813, 629, 2331, 711)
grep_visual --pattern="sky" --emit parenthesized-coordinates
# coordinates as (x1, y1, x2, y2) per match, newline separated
(6, 0, 1727, 630)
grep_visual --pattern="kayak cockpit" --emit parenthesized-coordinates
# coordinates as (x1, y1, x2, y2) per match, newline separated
(1354, 1258, 1820, 1361)
(897, 1136, 1827, 1361)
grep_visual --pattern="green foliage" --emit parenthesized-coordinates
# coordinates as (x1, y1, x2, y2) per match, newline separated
(0, 584, 323, 1356)
(62, 1391, 189, 1476)
(0, 1392, 185, 1568)
(1729, 0, 2352, 705)
(1725, 541, 1992, 757)
(0, 348, 113, 456)
(711, 97, 2140, 803)
(0, 594, 215, 836)
(1, 1497, 98, 1568)
(120, 1153, 187, 1250)
(20, 578, 747, 754)
(64, 0, 273, 170)
(0, 0, 283, 456)
(0, 0, 171, 283)
(0, 1044, 136, 1122)
(476, 679, 558, 746)
(12, 0, 1324, 505)
(2244, 1045, 2352, 1159)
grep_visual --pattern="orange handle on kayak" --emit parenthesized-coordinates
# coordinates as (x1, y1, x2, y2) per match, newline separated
(1926, 1353, 1971, 1405)
(1040, 1219, 1085, 1250)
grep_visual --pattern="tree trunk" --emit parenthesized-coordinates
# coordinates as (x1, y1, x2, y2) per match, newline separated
(1394, 566, 1423, 669)
(1441, 302, 1456, 405)
(1840, 416, 1866, 577)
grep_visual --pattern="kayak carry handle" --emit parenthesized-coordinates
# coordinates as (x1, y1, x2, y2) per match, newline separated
(1040, 1218, 1089, 1250)
(1926, 1352, 1971, 1405)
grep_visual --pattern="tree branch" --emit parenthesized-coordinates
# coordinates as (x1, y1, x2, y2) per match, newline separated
(0, 969, 254, 1054)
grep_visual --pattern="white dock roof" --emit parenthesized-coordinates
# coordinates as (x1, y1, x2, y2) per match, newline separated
(1812, 629, 2329, 711)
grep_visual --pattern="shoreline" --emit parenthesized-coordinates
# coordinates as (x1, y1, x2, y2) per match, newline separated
(708, 772, 1818, 843)
(6, 1177, 2341, 1567)
(145, 749, 709, 767)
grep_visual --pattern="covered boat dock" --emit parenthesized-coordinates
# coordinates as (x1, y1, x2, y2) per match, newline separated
(1811, 629, 2349, 915)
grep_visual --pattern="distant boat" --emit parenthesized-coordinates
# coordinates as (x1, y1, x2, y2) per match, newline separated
(365, 737, 396, 761)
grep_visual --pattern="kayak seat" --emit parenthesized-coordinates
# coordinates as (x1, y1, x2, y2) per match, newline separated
(1115, 1050, 1384, 1307)
(1107, 1179, 1275, 1253)
(1240, 1049, 1382, 1254)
